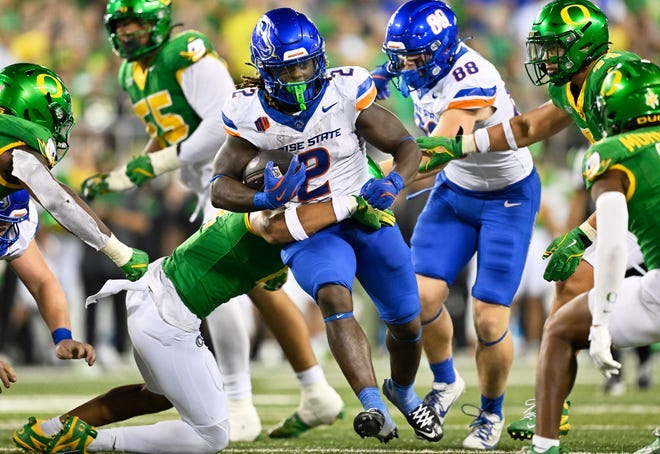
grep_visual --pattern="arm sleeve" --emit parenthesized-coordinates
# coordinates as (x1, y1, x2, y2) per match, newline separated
(178, 56, 234, 164)
(11, 150, 109, 250)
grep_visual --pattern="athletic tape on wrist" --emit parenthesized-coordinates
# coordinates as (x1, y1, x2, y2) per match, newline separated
(502, 120, 519, 151)
(284, 206, 309, 241)
(473, 128, 491, 153)
(331, 196, 356, 222)
(579, 220, 597, 242)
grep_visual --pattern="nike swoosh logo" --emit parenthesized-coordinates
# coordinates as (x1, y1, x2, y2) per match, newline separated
(526, 422, 535, 429)
(322, 102, 338, 113)
(504, 200, 522, 208)
(566, 239, 577, 248)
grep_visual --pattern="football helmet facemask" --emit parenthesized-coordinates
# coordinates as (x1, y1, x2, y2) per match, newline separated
(383, 0, 460, 97)
(105, 0, 172, 61)
(250, 8, 327, 112)
(0, 190, 30, 256)
(525, 0, 609, 86)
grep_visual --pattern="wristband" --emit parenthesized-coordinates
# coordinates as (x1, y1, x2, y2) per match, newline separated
(502, 120, 519, 151)
(209, 173, 225, 184)
(473, 128, 491, 153)
(52, 328, 72, 345)
(284, 206, 309, 241)
(579, 220, 597, 242)
(332, 196, 358, 222)
(105, 167, 134, 191)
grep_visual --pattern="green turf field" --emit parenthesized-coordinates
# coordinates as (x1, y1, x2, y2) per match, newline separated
(1, 351, 657, 453)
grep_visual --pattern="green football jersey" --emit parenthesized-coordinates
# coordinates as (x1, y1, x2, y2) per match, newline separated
(548, 51, 640, 144)
(118, 30, 217, 147)
(162, 210, 286, 319)
(0, 114, 56, 198)
(582, 126, 660, 270)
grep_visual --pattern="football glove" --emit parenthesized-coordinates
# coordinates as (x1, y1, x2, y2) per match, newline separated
(121, 248, 149, 282)
(360, 171, 404, 210)
(588, 325, 621, 378)
(352, 196, 395, 229)
(81, 173, 111, 201)
(542, 225, 593, 281)
(371, 63, 394, 100)
(417, 134, 466, 173)
(254, 156, 306, 210)
(126, 155, 155, 187)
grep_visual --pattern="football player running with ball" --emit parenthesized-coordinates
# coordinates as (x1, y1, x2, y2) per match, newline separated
(82, 0, 344, 441)
(211, 7, 443, 444)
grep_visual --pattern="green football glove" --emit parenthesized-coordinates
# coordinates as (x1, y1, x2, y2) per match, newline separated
(263, 268, 288, 291)
(542, 226, 594, 281)
(416, 135, 465, 173)
(126, 155, 155, 187)
(121, 248, 149, 282)
(81, 173, 111, 201)
(352, 196, 396, 230)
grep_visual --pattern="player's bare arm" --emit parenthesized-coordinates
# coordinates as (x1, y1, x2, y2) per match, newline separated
(249, 202, 336, 244)
(210, 135, 260, 211)
(356, 102, 421, 185)
(488, 101, 573, 151)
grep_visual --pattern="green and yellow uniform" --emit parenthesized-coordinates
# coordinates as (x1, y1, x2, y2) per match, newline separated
(118, 30, 217, 147)
(548, 51, 640, 144)
(582, 126, 660, 269)
(162, 210, 286, 319)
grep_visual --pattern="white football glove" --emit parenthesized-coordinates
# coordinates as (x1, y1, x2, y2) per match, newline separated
(588, 325, 622, 378)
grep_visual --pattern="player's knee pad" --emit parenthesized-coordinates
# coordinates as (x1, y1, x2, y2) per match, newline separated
(478, 328, 509, 347)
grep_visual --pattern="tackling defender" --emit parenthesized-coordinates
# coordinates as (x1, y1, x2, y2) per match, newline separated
(13, 186, 393, 453)
(0, 63, 148, 281)
(82, 0, 345, 440)
(210, 7, 443, 444)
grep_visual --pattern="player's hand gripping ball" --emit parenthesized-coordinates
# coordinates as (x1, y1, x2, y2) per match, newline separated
(243, 149, 295, 190)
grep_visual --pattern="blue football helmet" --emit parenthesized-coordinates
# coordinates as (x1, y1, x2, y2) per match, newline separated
(383, 0, 460, 97)
(250, 8, 327, 111)
(0, 190, 30, 256)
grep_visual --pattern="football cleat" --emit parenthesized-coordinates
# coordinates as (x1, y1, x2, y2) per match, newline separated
(383, 378, 442, 442)
(424, 372, 466, 425)
(507, 399, 571, 441)
(229, 398, 262, 442)
(633, 427, 660, 454)
(13, 417, 50, 452)
(47, 416, 97, 454)
(269, 382, 345, 438)
(461, 404, 504, 450)
(353, 408, 398, 443)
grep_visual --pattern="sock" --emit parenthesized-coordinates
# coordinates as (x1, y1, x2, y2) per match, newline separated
(296, 365, 325, 389)
(223, 372, 252, 401)
(481, 393, 504, 419)
(429, 357, 456, 384)
(40, 417, 64, 436)
(531, 434, 560, 452)
(357, 387, 387, 415)
(388, 379, 422, 414)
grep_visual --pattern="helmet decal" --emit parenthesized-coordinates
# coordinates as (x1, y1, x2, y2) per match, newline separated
(0, 189, 30, 255)
(560, 4, 591, 25)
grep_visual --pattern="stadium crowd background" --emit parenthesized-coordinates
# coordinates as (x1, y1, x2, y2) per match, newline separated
(0, 0, 657, 372)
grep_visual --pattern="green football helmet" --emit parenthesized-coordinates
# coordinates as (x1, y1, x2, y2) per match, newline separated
(104, 0, 172, 61)
(596, 59, 660, 136)
(525, 0, 609, 86)
(0, 63, 74, 164)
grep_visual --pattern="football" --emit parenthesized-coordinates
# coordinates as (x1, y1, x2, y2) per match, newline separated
(242, 149, 294, 190)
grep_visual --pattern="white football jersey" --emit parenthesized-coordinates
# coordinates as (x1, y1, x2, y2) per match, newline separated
(222, 66, 377, 204)
(412, 44, 534, 191)
(1, 199, 38, 261)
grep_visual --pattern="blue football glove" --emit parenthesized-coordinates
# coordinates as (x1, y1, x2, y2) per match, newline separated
(371, 63, 394, 101)
(359, 171, 404, 210)
(254, 156, 306, 210)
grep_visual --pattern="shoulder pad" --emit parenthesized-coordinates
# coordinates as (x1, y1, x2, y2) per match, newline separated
(161, 31, 215, 70)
